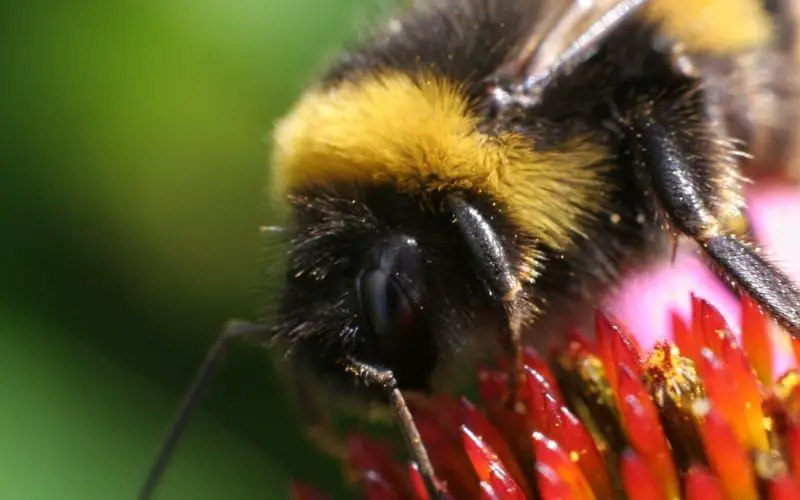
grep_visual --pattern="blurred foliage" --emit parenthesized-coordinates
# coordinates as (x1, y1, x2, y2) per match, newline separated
(0, 0, 383, 498)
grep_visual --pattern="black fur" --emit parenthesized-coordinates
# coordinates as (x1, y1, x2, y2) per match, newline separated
(322, 0, 543, 108)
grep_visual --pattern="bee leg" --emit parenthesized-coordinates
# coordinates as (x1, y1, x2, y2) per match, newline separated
(664, 47, 765, 288)
(633, 112, 800, 337)
(503, 299, 526, 404)
(346, 360, 446, 499)
(445, 194, 525, 404)
(139, 319, 269, 500)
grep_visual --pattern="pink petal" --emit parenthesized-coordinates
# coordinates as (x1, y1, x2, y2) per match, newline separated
(606, 184, 800, 377)
(606, 250, 738, 349)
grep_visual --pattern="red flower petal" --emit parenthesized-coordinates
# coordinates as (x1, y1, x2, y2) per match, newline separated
(620, 449, 665, 500)
(616, 365, 679, 499)
(566, 328, 597, 357)
(480, 481, 499, 500)
(535, 461, 579, 500)
(719, 337, 769, 451)
(672, 310, 700, 364)
(478, 368, 536, 470)
(553, 407, 610, 498)
(697, 348, 750, 446)
(347, 433, 412, 498)
(741, 295, 773, 385)
(695, 402, 758, 500)
(522, 346, 562, 399)
(531, 431, 595, 500)
(792, 337, 800, 370)
(487, 468, 526, 500)
(610, 320, 644, 378)
(461, 425, 501, 482)
(408, 463, 430, 500)
(460, 398, 532, 498)
(478, 368, 507, 404)
(462, 425, 524, 500)
(786, 424, 800, 487)
(595, 311, 621, 398)
(290, 482, 330, 500)
(524, 365, 565, 431)
(415, 409, 478, 500)
(684, 466, 725, 500)
(691, 295, 730, 357)
(768, 475, 800, 500)
(361, 470, 400, 500)
(524, 367, 611, 498)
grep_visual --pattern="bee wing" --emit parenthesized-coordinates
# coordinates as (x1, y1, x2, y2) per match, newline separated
(493, 0, 651, 100)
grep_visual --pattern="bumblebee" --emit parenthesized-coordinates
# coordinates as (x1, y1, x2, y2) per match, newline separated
(140, 0, 800, 497)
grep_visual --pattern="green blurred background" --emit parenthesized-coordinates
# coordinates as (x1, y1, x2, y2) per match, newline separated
(0, 1, 382, 498)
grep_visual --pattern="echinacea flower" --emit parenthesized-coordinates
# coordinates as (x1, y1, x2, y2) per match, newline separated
(293, 296, 800, 500)
(291, 183, 800, 500)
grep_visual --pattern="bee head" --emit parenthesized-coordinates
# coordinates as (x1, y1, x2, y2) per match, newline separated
(273, 187, 515, 400)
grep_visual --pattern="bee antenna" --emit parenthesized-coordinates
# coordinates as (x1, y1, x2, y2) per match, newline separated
(139, 320, 268, 500)
(345, 360, 446, 499)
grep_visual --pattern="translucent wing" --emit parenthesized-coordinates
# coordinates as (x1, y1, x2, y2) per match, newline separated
(491, 0, 651, 105)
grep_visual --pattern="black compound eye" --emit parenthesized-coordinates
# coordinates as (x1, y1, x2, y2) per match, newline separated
(359, 269, 417, 345)
(354, 234, 434, 391)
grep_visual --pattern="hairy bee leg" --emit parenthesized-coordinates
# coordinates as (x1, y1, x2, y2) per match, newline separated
(504, 300, 526, 405)
(346, 360, 445, 499)
(701, 236, 800, 328)
(445, 194, 525, 404)
(634, 113, 800, 337)
(665, 45, 764, 288)
(139, 320, 269, 500)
